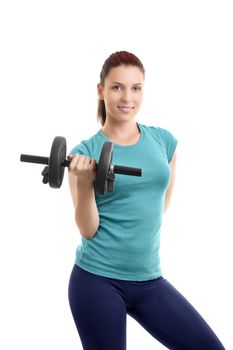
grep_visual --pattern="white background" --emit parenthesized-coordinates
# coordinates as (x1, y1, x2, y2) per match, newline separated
(1, 0, 232, 349)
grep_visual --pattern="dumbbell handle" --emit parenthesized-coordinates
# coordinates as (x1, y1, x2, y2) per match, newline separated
(20, 154, 49, 165)
(20, 154, 142, 177)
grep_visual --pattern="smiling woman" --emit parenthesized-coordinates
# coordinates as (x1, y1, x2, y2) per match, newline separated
(67, 51, 225, 350)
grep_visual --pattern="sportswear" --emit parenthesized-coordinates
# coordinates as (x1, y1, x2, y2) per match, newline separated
(69, 122, 178, 281)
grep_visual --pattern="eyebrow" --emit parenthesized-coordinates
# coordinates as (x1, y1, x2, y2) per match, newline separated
(111, 82, 142, 86)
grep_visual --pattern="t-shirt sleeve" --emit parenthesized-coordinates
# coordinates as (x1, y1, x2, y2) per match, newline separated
(157, 127, 178, 163)
(68, 140, 90, 156)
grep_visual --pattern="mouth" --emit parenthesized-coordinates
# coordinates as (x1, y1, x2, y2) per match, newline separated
(117, 106, 135, 113)
(118, 106, 134, 108)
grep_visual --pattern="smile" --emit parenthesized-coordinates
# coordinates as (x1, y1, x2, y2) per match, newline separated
(117, 106, 134, 113)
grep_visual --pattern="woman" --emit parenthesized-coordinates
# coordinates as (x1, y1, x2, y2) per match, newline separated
(67, 51, 225, 350)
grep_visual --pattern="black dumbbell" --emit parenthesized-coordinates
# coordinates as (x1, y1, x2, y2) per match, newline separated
(20, 136, 142, 195)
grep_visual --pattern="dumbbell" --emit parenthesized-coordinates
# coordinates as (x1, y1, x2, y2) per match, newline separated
(20, 136, 142, 195)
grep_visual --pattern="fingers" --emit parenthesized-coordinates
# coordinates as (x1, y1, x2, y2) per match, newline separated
(67, 154, 95, 174)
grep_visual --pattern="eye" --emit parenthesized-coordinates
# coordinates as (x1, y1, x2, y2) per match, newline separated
(112, 85, 141, 91)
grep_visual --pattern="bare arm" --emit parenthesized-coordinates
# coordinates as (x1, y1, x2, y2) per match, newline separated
(68, 155, 99, 239)
(164, 150, 177, 213)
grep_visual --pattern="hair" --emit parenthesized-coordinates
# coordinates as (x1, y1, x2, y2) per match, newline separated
(97, 51, 145, 126)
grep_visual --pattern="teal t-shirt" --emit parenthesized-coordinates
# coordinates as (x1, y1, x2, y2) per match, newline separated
(69, 122, 178, 281)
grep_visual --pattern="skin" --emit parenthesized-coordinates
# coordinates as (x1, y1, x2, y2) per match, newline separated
(97, 64, 177, 213)
(164, 151, 176, 213)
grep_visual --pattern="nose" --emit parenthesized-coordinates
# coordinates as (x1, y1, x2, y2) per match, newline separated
(120, 88, 132, 103)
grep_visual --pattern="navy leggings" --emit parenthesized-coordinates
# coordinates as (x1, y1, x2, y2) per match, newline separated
(68, 264, 225, 350)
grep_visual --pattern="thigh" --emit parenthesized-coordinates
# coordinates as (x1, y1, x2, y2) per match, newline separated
(68, 264, 127, 350)
(127, 278, 225, 350)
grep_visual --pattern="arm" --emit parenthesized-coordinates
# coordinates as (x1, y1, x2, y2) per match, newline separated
(163, 150, 177, 213)
(68, 172, 99, 239)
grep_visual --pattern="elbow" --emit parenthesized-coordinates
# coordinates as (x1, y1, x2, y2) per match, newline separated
(79, 230, 97, 239)
(81, 229, 97, 240)
(84, 234, 96, 240)
(77, 221, 99, 240)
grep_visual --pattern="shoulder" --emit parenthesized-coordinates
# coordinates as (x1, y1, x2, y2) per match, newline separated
(140, 123, 178, 163)
(140, 123, 177, 142)
(147, 124, 175, 138)
(69, 134, 96, 156)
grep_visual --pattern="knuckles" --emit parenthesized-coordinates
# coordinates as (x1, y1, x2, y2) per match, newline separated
(68, 154, 95, 174)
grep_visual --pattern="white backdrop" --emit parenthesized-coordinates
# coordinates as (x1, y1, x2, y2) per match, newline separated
(1, 0, 232, 349)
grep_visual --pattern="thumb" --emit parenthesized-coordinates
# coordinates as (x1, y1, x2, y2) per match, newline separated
(67, 154, 75, 160)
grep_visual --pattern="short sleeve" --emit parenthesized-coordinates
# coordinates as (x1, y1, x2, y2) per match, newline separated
(157, 127, 178, 163)
(68, 140, 90, 156)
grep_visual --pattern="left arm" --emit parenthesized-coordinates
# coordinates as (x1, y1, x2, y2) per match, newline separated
(163, 150, 177, 213)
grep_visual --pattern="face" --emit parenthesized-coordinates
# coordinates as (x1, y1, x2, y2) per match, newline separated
(97, 65, 144, 123)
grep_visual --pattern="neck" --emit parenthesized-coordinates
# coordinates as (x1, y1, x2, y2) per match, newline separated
(101, 119, 140, 139)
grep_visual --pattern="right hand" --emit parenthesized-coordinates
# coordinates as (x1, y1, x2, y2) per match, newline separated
(68, 154, 97, 186)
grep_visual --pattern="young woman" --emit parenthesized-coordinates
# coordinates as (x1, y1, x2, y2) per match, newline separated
(67, 51, 225, 350)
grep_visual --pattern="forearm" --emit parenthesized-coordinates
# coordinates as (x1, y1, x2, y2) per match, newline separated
(75, 182, 99, 239)
(163, 193, 170, 213)
(163, 202, 168, 213)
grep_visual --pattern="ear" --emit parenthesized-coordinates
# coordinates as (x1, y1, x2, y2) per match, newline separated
(97, 83, 104, 100)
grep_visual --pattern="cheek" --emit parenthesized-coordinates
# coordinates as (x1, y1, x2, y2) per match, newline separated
(134, 95, 143, 106)
(106, 94, 119, 106)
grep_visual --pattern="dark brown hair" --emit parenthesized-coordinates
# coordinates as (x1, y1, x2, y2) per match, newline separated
(97, 51, 145, 126)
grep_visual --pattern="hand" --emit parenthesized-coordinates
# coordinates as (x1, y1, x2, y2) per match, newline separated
(68, 154, 97, 186)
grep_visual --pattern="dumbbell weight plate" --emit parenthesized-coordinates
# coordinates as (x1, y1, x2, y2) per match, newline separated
(94, 142, 113, 195)
(49, 136, 67, 188)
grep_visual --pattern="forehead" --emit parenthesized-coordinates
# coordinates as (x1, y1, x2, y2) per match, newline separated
(106, 65, 144, 84)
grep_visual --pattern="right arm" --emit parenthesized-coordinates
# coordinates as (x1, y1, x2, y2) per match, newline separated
(68, 154, 99, 239)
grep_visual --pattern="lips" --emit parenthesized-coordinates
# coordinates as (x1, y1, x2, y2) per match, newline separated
(118, 106, 134, 113)
(117, 106, 134, 113)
